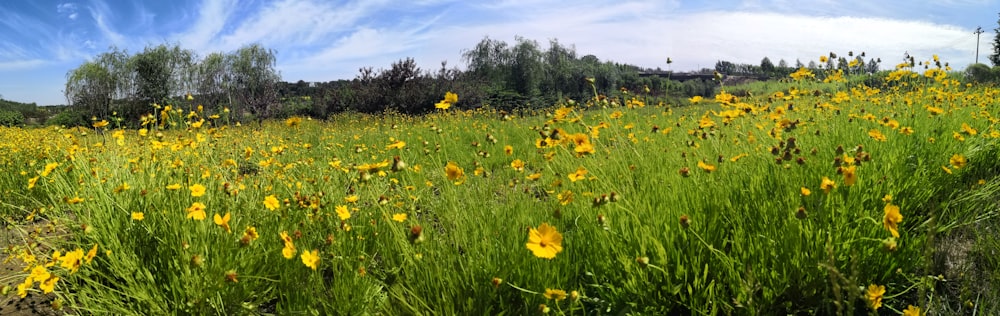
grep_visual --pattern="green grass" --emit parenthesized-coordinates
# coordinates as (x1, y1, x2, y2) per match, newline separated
(1, 66, 999, 315)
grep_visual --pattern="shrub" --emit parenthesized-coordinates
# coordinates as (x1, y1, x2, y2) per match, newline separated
(0, 109, 24, 127)
(46, 109, 89, 127)
(964, 63, 994, 83)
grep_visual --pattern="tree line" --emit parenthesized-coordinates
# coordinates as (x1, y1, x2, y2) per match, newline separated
(714, 52, 881, 79)
(63, 43, 279, 127)
(274, 37, 719, 119)
(56, 36, 725, 126)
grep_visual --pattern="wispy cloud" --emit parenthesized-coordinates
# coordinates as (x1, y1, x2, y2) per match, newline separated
(87, 0, 127, 47)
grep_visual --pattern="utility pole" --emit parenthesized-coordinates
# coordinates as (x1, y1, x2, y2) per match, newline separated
(975, 26, 985, 64)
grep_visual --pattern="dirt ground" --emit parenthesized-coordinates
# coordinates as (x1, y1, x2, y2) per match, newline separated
(1, 223, 60, 315)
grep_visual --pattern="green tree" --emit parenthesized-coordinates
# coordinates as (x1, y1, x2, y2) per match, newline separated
(991, 12, 1000, 66)
(228, 44, 280, 120)
(760, 57, 775, 74)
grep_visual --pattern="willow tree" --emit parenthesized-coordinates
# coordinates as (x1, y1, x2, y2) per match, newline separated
(130, 44, 195, 108)
(65, 47, 134, 119)
(195, 52, 230, 113)
(228, 44, 280, 121)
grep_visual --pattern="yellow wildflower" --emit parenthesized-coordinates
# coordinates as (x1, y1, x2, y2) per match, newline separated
(335, 205, 351, 220)
(186, 202, 207, 220)
(189, 184, 207, 197)
(865, 284, 885, 310)
(883, 204, 903, 238)
(214, 212, 232, 233)
(526, 223, 563, 259)
(301, 249, 320, 270)
(820, 177, 836, 194)
(392, 213, 407, 222)
(263, 195, 280, 211)
(544, 288, 567, 301)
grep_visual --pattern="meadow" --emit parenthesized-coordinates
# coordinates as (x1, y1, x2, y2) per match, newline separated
(2, 59, 1000, 315)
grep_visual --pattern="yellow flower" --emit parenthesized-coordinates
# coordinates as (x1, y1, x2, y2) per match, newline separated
(166, 183, 182, 190)
(66, 196, 84, 204)
(92, 120, 109, 128)
(189, 184, 207, 197)
(949, 154, 967, 169)
(789, 67, 814, 81)
(544, 288, 567, 301)
(392, 213, 407, 222)
(511, 159, 525, 172)
(800, 187, 811, 196)
(820, 177, 836, 194)
(280, 231, 296, 259)
(443, 91, 458, 104)
(60, 248, 84, 273)
(526, 222, 563, 259)
(526, 173, 542, 181)
(925, 106, 944, 115)
(386, 140, 406, 150)
(335, 205, 351, 220)
(131, 212, 144, 221)
(113, 182, 131, 193)
(568, 167, 588, 182)
(186, 202, 207, 220)
(868, 129, 886, 142)
(214, 212, 232, 233)
(344, 195, 359, 203)
(574, 142, 595, 156)
(902, 305, 922, 316)
(41, 162, 59, 177)
(883, 204, 903, 238)
(842, 165, 857, 186)
(263, 195, 280, 211)
(27, 176, 39, 190)
(39, 276, 58, 294)
(445, 161, 464, 184)
(697, 160, 716, 172)
(961, 123, 978, 135)
(85, 244, 98, 264)
(243, 226, 260, 243)
(865, 284, 885, 310)
(301, 249, 320, 270)
(688, 96, 703, 104)
(504, 145, 514, 155)
(557, 190, 574, 205)
(30, 265, 50, 282)
(434, 101, 452, 110)
(16, 276, 32, 298)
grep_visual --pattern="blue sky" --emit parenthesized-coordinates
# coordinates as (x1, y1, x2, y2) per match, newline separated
(1, 0, 998, 105)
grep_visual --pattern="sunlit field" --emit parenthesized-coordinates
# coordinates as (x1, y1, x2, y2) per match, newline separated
(3, 59, 1000, 315)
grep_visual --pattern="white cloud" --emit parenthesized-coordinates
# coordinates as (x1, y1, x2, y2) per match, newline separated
(173, 0, 238, 52)
(212, 0, 390, 53)
(397, 8, 981, 76)
(88, 0, 126, 46)
(0, 59, 47, 71)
